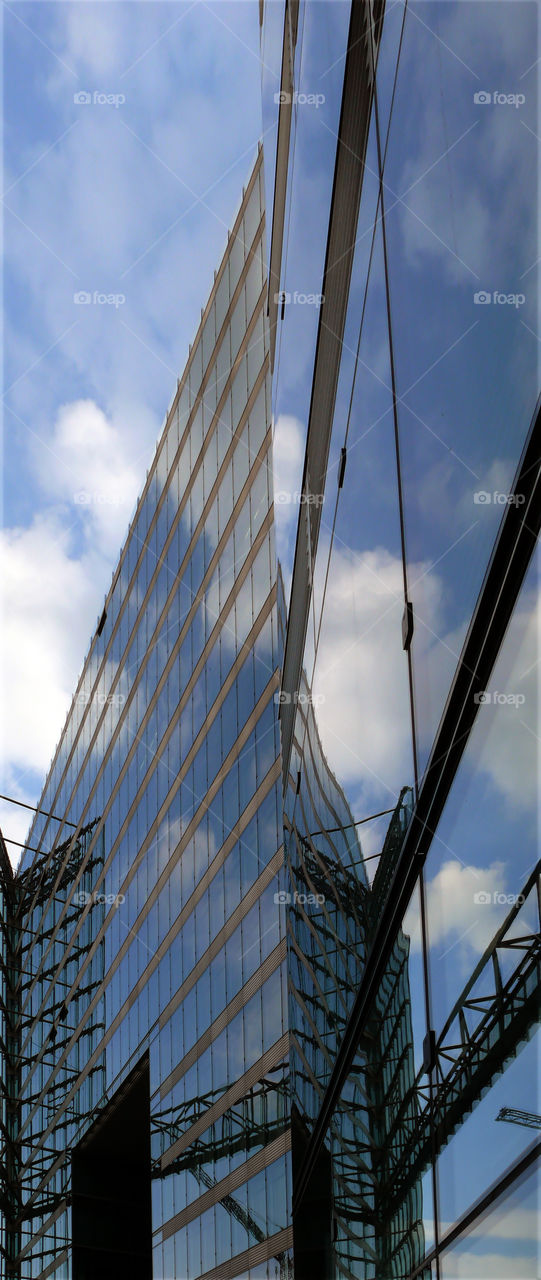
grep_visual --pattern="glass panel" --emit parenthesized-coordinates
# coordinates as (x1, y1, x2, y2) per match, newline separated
(424, 549, 539, 1230)
(436, 1034, 540, 1235)
(382, 0, 538, 772)
(329, 881, 432, 1280)
(300, 210, 414, 832)
(426, 549, 539, 1031)
(440, 1159, 539, 1280)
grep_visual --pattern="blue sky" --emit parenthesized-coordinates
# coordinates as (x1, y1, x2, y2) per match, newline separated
(1, 0, 266, 851)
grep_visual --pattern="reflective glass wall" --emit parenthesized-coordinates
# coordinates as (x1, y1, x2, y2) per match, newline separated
(14, 151, 293, 1280)
(262, 1, 539, 1277)
(0, 838, 16, 1277)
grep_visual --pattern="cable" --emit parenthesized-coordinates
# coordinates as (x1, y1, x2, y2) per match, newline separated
(2, 838, 52, 856)
(305, 807, 397, 838)
(0, 794, 77, 828)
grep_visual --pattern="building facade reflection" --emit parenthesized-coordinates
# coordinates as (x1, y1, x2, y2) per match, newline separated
(265, 2, 539, 1278)
(284, 667, 426, 1278)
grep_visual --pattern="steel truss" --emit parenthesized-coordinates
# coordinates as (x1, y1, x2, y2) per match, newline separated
(382, 861, 541, 1208)
(496, 1106, 541, 1130)
(153, 1066, 291, 1278)
(287, 797, 540, 1278)
(0, 823, 105, 1277)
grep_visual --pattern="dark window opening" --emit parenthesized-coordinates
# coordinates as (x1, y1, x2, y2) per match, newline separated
(292, 1104, 332, 1280)
(72, 1060, 152, 1280)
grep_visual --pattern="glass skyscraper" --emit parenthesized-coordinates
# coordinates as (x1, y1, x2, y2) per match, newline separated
(2, 151, 294, 1279)
(1, 3, 540, 1279)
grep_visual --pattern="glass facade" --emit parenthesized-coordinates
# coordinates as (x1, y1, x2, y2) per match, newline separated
(2, 151, 294, 1280)
(263, 1, 539, 1279)
(0, 4, 539, 1279)
(0, 837, 16, 1276)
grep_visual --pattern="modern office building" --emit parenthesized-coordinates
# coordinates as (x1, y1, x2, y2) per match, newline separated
(1, 2, 540, 1279)
(1, 151, 296, 1280)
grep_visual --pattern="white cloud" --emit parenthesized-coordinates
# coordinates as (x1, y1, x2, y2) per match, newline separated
(468, 457, 521, 509)
(0, 397, 147, 835)
(0, 513, 104, 780)
(403, 858, 535, 972)
(424, 1204, 540, 1259)
(38, 398, 144, 556)
(57, 4, 130, 77)
(272, 414, 305, 497)
(0, 389, 175, 869)
(272, 413, 306, 580)
(405, 859, 503, 954)
(467, 1208, 540, 1244)
(440, 1250, 537, 1280)
(310, 545, 443, 810)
